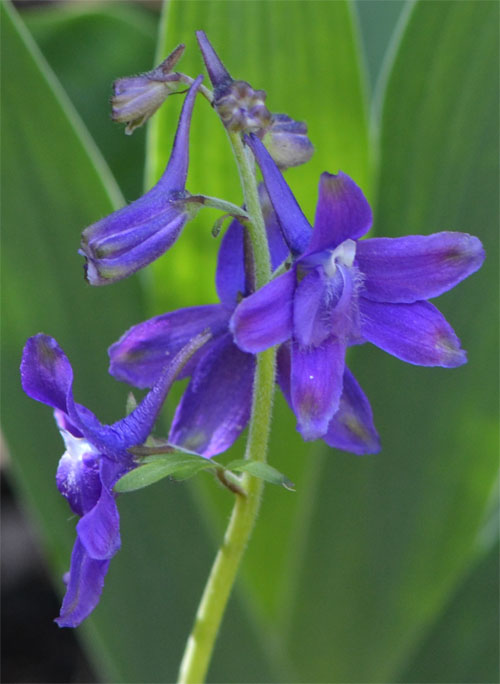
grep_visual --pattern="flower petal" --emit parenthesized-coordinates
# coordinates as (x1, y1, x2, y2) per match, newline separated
(359, 298, 467, 367)
(216, 187, 289, 309)
(109, 305, 228, 388)
(76, 484, 121, 561)
(310, 172, 372, 253)
(82, 211, 188, 286)
(293, 267, 333, 346)
(259, 183, 290, 270)
(293, 264, 359, 347)
(356, 232, 485, 303)
(215, 219, 249, 308)
(106, 331, 213, 451)
(162, 74, 203, 187)
(56, 432, 101, 517)
(55, 538, 110, 628)
(291, 337, 346, 441)
(230, 269, 295, 353)
(20, 335, 74, 414)
(323, 367, 380, 455)
(246, 134, 311, 255)
(169, 334, 254, 457)
(196, 31, 232, 90)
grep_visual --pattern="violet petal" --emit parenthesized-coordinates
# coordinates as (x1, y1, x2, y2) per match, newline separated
(323, 367, 380, 455)
(20, 334, 74, 415)
(310, 172, 372, 254)
(55, 538, 110, 628)
(215, 219, 248, 308)
(230, 269, 295, 353)
(293, 267, 333, 347)
(246, 134, 311, 255)
(258, 183, 290, 270)
(291, 337, 346, 441)
(76, 485, 121, 561)
(356, 232, 485, 303)
(56, 433, 101, 517)
(106, 331, 213, 451)
(169, 334, 254, 457)
(109, 305, 228, 388)
(359, 298, 467, 367)
(196, 31, 232, 90)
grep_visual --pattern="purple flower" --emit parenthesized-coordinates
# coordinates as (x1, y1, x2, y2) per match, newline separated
(231, 134, 485, 441)
(109, 187, 380, 457)
(80, 75, 203, 286)
(111, 44, 185, 135)
(20, 333, 206, 627)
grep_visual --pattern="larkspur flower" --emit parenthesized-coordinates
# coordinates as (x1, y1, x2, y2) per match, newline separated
(230, 134, 485, 441)
(111, 44, 186, 135)
(80, 75, 203, 286)
(20, 332, 207, 627)
(109, 187, 380, 457)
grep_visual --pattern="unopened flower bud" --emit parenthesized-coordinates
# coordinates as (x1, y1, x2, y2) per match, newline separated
(262, 113, 314, 169)
(111, 44, 185, 135)
(215, 80, 272, 133)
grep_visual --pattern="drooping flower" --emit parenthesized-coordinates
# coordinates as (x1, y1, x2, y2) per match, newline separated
(80, 75, 203, 286)
(231, 134, 485, 441)
(20, 332, 207, 627)
(111, 44, 186, 135)
(109, 187, 380, 456)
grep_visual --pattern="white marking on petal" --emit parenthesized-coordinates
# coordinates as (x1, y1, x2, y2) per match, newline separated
(58, 430, 98, 490)
(325, 239, 357, 277)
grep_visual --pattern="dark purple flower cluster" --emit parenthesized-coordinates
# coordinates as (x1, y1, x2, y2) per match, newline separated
(21, 32, 484, 628)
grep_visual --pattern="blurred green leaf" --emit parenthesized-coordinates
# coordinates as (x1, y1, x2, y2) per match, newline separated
(282, 2, 499, 681)
(400, 541, 499, 683)
(22, 2, 157, 199)
(355, 0, 408, 93)
(226, 460, 295, 491)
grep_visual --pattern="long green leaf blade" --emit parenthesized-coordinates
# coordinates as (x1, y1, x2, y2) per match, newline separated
(284, 2, 499, 681)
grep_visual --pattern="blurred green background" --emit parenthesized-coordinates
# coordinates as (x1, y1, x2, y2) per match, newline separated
(2, 1, 498, 682)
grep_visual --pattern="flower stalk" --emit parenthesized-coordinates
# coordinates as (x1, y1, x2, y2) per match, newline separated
(177, 134, 277, 684)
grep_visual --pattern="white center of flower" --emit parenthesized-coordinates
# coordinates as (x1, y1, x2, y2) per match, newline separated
(60, 429, 98, 466)
(324, 239, 357, 278)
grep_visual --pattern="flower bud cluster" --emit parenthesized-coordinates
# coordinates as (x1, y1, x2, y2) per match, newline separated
(214, 80, 272, 133)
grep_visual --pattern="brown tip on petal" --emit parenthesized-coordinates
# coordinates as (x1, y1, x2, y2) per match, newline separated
(161, 44, 186, 73)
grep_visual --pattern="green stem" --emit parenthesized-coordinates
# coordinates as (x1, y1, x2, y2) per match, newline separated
(177, 133, 276, 684)
(178, 348, 276, 684)
(188, 194, 249, 220)
(228, 131, 272, 289)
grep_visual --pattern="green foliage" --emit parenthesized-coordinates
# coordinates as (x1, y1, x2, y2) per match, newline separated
(115, 453, 214, 493)
(2, 0, 498, 682)
(115, 452, 294, 494)
(225, 461, 295, 491)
